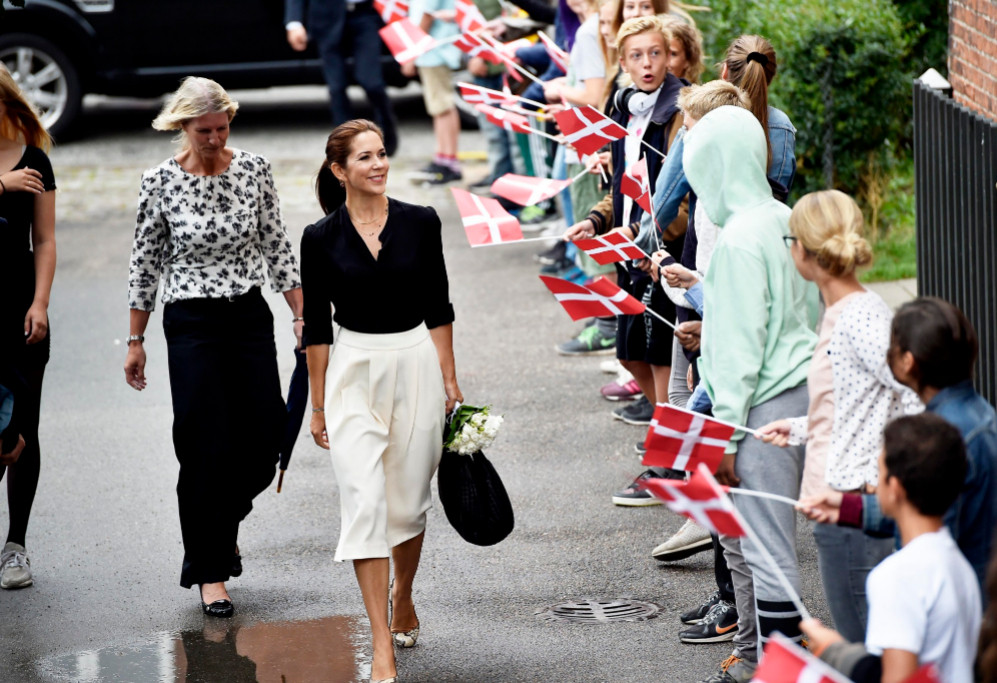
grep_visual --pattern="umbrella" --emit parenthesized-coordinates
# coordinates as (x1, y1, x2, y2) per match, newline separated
(277, 347, 309, 492)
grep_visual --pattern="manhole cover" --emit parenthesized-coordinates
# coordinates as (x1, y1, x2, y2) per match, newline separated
(536, 599, 662, 624)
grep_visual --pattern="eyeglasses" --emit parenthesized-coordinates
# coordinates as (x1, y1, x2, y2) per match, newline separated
(782, 235, 799, 248)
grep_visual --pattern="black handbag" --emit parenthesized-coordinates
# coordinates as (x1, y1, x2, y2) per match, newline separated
(437, 449, 514, 546)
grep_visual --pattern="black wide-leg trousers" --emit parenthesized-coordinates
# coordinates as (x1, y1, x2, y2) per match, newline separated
(163, 288, 286, 589)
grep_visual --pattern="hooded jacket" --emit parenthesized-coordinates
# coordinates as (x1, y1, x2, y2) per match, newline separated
(682, 106, 818, 450)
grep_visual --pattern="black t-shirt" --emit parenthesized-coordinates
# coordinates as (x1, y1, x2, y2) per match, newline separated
(299, 197, 454, 346)
(0, 145, 56, 325)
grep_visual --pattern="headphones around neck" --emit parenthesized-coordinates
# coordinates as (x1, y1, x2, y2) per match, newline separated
(614, 86, 656, 117)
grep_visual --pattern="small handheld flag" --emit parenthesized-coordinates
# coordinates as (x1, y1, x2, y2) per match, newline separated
(621, 156, 652, 214)
(379, 18, 435, 64)
(553, 106, 627, 157)
(539, 275, 645, 320)
(490, 173, 570, 207)
(752, 634, 853, 683)
(638, 466, 746, 537)
(641, 403, 736, 473)
(373, 0, 408, 24)
(453, 34, 503, 64)
(451, 188, 523, 246)
(475, 103, 532, 134)
(574, 231, 648, 265)
(455, 0, 486, 32)
(537, 31, 569, 73)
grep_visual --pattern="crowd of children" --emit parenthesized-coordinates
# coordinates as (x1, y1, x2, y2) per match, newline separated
(403, 1, 997, 680)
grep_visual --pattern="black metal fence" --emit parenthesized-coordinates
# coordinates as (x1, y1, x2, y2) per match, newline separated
(913, 79, 997, 406)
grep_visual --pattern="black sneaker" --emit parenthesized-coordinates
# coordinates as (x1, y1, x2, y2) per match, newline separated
(612, 396, 654, 425)
(427, 166, 463, 185)
(611, 470, 663, 507)
(634, 441, 647, 455)
(556, 324, 616, 356)
(469, 176, 493, 190)
(535, 240, 567, 265)
(679, 601, 738, 643)
(680, 590, 723, 625)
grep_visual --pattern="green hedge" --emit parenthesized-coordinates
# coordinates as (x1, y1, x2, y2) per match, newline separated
(697, 0, 910, 196)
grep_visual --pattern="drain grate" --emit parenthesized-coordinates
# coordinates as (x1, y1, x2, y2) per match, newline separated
(537, 598, 662, 624)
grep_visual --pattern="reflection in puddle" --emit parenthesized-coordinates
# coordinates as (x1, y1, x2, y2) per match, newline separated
(39, 615, 366, 682)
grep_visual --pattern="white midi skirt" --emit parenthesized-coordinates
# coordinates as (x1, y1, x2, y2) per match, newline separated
(324, 323, 445, 562)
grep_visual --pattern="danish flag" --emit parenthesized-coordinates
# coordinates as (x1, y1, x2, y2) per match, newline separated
(537, 31, 569, 73)
(379, 18, 435, 64)
(621, 156, 652, 214)
(451, 188, 523, 246)
(373, 0, 408, 24)
(475, 104, 532, 134)
(553, 106, 627, 157)
(490, 173, 569, 206)
(574, 232, 647, 265)
(454, 33, 503, 64)
(539, 275, 645, 320)
(638, 464, 746, 537)
(455, 0, 486, 32)
(457, 81, 516, 106)
(752, 634, 853, 683)
(642, 403, 735, 473)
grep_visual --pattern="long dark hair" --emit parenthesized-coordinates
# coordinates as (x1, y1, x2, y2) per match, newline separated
(316, 119, 384, 215)
(889, 297, 978, 393)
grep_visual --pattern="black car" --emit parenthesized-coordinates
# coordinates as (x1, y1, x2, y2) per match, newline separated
(0, 0, 408, 137)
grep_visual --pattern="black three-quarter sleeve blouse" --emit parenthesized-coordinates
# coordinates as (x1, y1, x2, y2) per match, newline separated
(299, 197, 454, 346)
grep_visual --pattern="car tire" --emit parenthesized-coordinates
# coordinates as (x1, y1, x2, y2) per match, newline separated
(0, 33, 83, 140)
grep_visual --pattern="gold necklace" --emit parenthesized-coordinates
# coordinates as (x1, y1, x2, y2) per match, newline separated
(349, 199, 388, 237)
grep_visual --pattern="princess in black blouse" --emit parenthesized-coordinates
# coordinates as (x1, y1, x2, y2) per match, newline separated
(301, 120, 461, 683)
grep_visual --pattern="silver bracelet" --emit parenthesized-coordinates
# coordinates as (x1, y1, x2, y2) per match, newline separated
(126, 334, 145, 345)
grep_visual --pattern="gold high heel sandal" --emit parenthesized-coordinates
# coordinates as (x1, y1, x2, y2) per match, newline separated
(389, 579, 420, 648)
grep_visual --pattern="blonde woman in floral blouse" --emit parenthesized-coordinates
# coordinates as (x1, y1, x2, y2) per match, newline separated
(124, 77, 302, 618)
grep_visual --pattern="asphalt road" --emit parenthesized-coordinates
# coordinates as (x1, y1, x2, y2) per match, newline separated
(0, 85, 830, 683)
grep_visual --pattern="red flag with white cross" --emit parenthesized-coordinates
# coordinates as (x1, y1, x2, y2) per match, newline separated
(451, 188, 523, 246)
(453, 34, 503, 64)
(621, 156, 652, 214)
(539, 275, 645, 320)
(457, 81, 515, 106)
(638, 464, 746, 537)
(475, 103, 532, 134)
(574, 231, 648, 265)
(899, 666, 943, 683)
(455, 0, 486, 32)
(537, 31, 569, 72)
(490, 173, 570, 206)
(373, 0, 408, 24)
(752, 634, 854, 683)
(553, 106, 627, 157)
(379, 18, 435, 64)
(642, 403, 735, 473)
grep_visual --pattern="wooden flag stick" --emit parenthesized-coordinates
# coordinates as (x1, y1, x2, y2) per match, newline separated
(470, 234, 561, 247)
(276, 469, 285, 493)
(643, 306, 677, 331)
(455, 81, 547, 110)
(639, 138, 666, 158)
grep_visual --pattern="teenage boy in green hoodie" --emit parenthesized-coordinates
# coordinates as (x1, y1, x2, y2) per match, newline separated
(682, 105, 818, 683)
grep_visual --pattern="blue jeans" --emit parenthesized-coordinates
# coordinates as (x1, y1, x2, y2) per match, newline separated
(812, 520, 894, 642)
(552, 145, 572, 223)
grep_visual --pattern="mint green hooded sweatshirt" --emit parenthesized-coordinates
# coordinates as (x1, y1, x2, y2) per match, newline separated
(682, 106, 819, 452)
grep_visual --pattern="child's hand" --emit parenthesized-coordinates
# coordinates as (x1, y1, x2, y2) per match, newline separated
(674, 321, 701, 352)
(662, 263, 698, 289)
(799, 619, 844, 657)
(797, 491, 844, 524)
(755, 419, 792, 447)
(401, 61, 417, 78)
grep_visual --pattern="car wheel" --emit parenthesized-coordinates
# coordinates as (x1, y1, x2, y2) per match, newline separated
(0, 33, 83, 140)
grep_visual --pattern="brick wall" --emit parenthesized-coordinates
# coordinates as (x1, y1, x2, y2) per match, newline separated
(949, 0, 997, 118)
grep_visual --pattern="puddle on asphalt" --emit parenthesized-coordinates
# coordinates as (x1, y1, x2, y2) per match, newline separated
(38, 615, 368, 682)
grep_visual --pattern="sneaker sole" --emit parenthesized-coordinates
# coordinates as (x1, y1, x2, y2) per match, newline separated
(621, 415, 653, 426)
(612, 496, 663, 507)
(678, 629, 737, 644)
(602, 393, 640, 402)
(652, 537, 714, 562)
(555, 345, 617, 356)
(0, 577, 33, 589)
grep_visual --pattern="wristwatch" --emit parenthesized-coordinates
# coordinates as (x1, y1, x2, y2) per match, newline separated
(126, 334, 145, 345)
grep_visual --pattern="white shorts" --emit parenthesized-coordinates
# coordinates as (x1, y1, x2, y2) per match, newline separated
(324, 323, 445, 561)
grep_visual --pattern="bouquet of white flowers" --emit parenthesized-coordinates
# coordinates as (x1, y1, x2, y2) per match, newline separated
(443, 404, 504, 455)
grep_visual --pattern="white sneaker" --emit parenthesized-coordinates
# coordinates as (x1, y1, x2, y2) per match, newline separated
(652, 519, 713, 562)
(600, 358, 623, 374)
(1, 542, 33, 589)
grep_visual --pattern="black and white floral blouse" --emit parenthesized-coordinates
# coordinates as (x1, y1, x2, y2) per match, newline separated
(128, 149, 301, 311)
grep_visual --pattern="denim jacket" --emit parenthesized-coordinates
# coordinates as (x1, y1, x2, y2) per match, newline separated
(635, 106, 797, 255)
(858, 380, 997, 592)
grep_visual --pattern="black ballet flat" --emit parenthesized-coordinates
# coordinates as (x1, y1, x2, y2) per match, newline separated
(201, 598, 235, 618)
(231, 548, 243, 578)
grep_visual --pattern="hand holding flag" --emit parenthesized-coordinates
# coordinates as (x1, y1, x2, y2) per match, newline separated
(752, 633, 853, 683)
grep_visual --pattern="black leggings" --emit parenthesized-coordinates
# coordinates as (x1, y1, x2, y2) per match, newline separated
(1, 332, 49, 547)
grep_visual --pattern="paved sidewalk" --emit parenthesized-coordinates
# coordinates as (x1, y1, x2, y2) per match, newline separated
(866, 278, 917, 309)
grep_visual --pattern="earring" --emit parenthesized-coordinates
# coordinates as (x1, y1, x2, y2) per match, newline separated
(339, 180, 345, 187)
